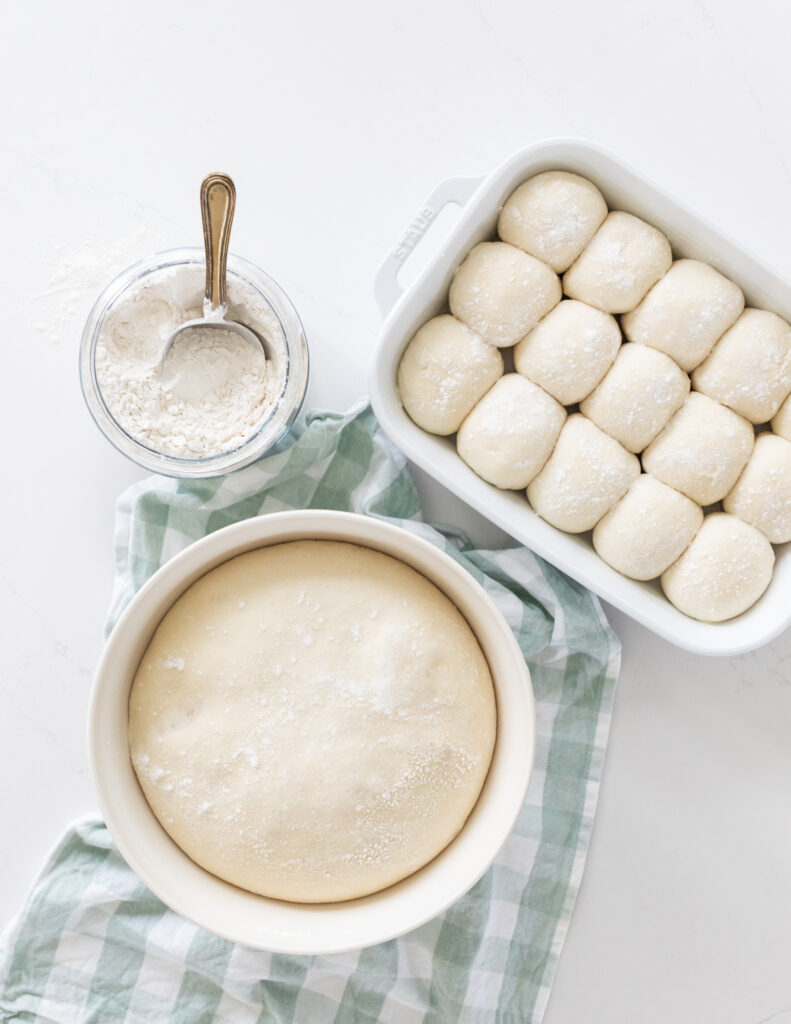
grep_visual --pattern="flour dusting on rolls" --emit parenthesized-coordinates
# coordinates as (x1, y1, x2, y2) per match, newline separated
(642, 393, 754, 507)
(526, 414, 640, 533)
(498, 170, 607, 273)
(580, 343, 689, 454)
(771, 392, 791, 440)
(457, 374, 565, 489)
(692, 309, 791, 424)
(563, 211, 672, 314)
(514, 299, 621, 405)
(449, 241, 561, 348)
(593, 475, 702, 581)
(661, 514, 774, 622)
(621, 259, 744, 372)
(397, 315, 503, 435)
(723, 432, 791, 543)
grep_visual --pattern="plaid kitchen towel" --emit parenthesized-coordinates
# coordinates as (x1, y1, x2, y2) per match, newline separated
(0, 401, 619, 1024)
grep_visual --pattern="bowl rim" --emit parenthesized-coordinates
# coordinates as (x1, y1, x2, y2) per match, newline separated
(88, 509, 535, 954)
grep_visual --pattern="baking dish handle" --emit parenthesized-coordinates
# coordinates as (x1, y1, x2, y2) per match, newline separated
(374, 175, 484, 318)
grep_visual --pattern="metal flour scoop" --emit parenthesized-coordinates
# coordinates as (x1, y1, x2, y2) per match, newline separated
(160, 172, 264, 368)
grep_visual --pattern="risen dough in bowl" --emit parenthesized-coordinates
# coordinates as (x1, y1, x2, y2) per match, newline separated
(128, 540, 497, 904)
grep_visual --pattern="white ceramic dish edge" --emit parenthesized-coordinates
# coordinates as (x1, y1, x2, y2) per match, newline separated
(89, 510, 535, 954)
(369, 137, 791, 656)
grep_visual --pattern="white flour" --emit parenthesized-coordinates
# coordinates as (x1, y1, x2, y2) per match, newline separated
(95, 264, 287, 458)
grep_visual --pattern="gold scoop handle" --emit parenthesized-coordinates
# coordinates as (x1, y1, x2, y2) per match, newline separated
(201, 172, 236, 311)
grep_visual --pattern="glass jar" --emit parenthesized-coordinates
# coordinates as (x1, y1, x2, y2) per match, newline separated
(80, 248, 309, 477)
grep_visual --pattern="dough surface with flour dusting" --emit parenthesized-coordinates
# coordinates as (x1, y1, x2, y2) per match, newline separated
(128, 540, 497, 903)
(95, 264, 287, 458)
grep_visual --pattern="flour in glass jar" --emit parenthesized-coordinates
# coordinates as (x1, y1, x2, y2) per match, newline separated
(95, 264, 288, 458)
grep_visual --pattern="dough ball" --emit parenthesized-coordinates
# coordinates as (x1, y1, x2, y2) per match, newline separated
(692, 309, 791, 424)
(397, 315, 503, 435)
(449, 241, 561, 347)
(621, 259, 744, 372)
(642, 393, 754, 506)
(497, 170, 607, 273)
(723, 432, 791, 543)
(771, 392, 791, 440)
(513, 299, 621, 405)
(580, 343, 690, 453)
(563, 211, 672, 314)
(457, 374, 566, 489)
(527, 414, 640, 533)
(593, 475, 703, 580)
(661, 513, 774, 622)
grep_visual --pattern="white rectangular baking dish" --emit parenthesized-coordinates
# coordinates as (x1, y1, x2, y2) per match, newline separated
(369, 138, 791, 656)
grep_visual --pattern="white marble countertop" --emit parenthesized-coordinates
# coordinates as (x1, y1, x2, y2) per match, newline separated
(2, 1, 790, 1020)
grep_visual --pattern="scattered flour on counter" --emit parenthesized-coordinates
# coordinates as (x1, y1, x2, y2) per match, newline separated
(95, 264, 287, 459)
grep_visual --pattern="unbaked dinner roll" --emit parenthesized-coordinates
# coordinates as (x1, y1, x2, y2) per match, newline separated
(772, 393, 791, 440)
(449, 241, 561, 347)
(621, 259, 744, 372)
(513, 299, 621, 405)
(723, 432, 791, 543)
(661, 513, 774, 622)
(497, 170, 608, 273)
(593, 475, 703, 580)
(579, 343, 690, 453)
(692, 309, 791, 424)
(642, 393, 754, 506)
(457, 374, 566, 489)
(526, 414, 640, 533)
(563, 211, 672, 314)
(397, 315, 503, 435)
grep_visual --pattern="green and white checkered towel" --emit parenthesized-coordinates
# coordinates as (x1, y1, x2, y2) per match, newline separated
(0, 402, 619, 1024)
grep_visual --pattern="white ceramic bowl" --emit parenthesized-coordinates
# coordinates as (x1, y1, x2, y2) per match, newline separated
(89, 510, 535, 954)
(369, 138, 791, 656)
